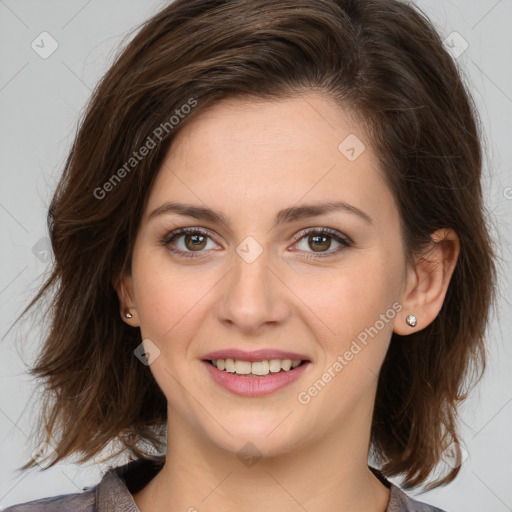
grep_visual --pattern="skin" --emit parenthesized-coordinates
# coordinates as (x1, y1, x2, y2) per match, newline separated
(117, 92, 459, 512)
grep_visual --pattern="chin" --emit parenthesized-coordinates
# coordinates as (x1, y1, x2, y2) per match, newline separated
(199, 421, 305, 460)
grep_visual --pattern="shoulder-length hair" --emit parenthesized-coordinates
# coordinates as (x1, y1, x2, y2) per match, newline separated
(21, 0, 497, 490)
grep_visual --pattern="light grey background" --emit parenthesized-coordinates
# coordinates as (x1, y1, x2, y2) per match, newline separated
(1, 1, 511, 510)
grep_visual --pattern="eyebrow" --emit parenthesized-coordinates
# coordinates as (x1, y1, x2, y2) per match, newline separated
(148, 200, 373, 226)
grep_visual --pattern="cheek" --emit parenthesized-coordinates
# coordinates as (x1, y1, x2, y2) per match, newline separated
(130, 248, 220, 345)
(288, 258, 396, 349)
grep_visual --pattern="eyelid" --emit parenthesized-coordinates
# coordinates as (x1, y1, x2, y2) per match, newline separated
(161, 226, 220, 246)
(291, 226, 353, 246)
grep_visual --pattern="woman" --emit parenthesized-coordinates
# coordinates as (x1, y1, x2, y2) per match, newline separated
(6, 0, 497, 510)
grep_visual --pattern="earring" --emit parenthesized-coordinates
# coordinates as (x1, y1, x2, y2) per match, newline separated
(406, 314, 417, 327)
(124, 311, 133, 319)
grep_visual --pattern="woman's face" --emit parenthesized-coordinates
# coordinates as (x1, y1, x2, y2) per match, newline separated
(121, 92, 409, 457)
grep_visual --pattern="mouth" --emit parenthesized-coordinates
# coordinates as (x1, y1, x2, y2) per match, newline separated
(205, 358, 308, 377)
(201, 355, 311, 397)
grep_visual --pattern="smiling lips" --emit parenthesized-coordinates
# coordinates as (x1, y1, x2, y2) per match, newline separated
(202, 349, 311, 397)
(209, 358, 302, 376)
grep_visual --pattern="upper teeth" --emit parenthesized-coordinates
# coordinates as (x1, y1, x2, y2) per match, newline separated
(212, 359, 302, 376)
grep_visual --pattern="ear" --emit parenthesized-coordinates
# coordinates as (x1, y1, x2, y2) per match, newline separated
(114, 272, 140, 327)
(393, 228, 460, 335)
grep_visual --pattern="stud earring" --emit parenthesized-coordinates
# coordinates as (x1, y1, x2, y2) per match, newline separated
(124, 311, 133, 319)
(406, 314, 417, 327)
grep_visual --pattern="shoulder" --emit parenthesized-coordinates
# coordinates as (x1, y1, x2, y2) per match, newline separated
(389, 485, 448, 512)
(369, 466, 448, 512)
(2, 488, 96, 511)
(3, 457, 163, 512)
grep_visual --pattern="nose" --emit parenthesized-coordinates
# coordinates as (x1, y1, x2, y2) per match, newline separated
(215, 242, 291, 334)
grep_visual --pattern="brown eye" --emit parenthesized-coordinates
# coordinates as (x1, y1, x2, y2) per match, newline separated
(183, 233, 207, 251)
(308, 234, 332, 252)
(292, 228, 351, 258)
(161, 227, 220, 258)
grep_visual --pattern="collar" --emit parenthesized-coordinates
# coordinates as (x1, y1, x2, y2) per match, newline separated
(94, 458, 443, 512)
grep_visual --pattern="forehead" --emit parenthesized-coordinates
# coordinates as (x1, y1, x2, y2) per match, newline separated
(144, 93, 396, 229)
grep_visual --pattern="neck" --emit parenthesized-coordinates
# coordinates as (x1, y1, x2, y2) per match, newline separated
(133, 410, 390, 512)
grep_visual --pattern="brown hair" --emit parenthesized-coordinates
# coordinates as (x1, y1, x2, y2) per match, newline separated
(19, 0, 497, 490)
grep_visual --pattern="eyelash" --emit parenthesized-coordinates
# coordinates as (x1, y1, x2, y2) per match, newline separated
(160, 226, 353, 260)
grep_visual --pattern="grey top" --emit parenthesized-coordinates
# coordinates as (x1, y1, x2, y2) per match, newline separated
(4, 458, 447, 512)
